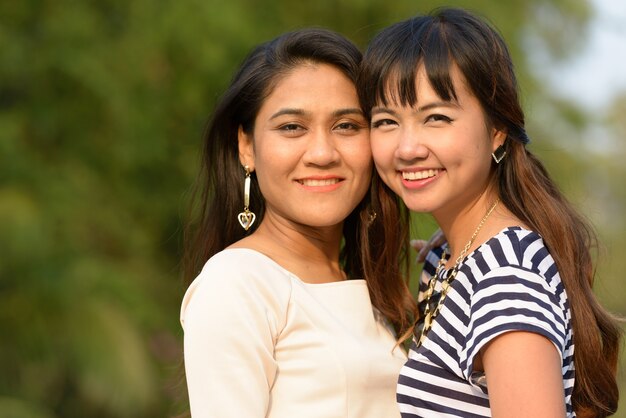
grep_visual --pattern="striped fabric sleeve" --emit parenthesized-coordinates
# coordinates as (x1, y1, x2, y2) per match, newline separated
(461, 265, 567, 383)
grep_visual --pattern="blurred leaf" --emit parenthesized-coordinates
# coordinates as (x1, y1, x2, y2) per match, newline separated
(0, 397, 55, 418)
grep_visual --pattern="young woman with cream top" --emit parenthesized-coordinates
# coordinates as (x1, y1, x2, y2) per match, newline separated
(181, 28, 415, 418)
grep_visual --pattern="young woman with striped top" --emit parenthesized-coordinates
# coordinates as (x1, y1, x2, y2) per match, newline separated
(358, 7, 621, 418)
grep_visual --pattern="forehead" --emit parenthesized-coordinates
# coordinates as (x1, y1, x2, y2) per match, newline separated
(275, 62, 352, 88)
(258, 63, 358, 113)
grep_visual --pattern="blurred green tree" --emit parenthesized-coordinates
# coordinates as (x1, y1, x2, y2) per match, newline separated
(2, 0, 623, 417)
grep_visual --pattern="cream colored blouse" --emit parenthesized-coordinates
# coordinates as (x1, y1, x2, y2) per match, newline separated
(181, 248, 406, 418)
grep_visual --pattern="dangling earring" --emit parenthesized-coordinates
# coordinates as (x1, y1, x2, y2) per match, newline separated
(492, 144, 506, 164)
(367, 210, 377, 226)
(237, 165, 256, 231)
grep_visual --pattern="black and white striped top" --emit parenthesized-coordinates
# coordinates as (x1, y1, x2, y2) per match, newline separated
(397, 227, 575, 417)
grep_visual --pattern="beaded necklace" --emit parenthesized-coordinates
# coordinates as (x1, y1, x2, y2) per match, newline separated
(416, 199, 500, 348)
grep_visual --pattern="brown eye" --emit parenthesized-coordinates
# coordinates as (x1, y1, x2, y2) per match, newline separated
(335, 122, 359, 131)
(277, 123, 307, 137)
(371, 119, 397, 128)
(425, 114, 453, 123)
(280, 123, 303, 131)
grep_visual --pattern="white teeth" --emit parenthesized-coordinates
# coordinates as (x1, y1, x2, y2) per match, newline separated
(301, 178, 340, 186)
(402, 169, 440, 180)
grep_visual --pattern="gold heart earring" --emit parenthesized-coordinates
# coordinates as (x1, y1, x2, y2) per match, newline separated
(238, 165, 256, 231)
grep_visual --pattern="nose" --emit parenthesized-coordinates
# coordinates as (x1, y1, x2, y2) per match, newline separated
(302, 130, 340, 166)
(395, 126, 429, 162)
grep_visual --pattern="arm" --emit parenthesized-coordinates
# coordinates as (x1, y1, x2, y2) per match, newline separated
(480, 331, 566, 418)
(464, 265, 569, 418)
(411, 228, 446, 263)
(181, 257, 288, 417)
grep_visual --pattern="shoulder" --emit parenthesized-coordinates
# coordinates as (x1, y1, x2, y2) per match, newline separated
(180, 249, 294, 327)
(492, 227, 551, 266)
(199, 248, 294, 287)
(469, 227, 559, 284)
(461, 227, 569, 322)
(460, 230, 571, 365)
(465, 228, 568, 322)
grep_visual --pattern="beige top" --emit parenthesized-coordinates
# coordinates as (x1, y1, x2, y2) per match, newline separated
(181, 248, 406, 418)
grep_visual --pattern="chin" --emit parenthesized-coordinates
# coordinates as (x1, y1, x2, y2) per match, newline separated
(297, 214, 348, 229)
(403, 200, 434, 214)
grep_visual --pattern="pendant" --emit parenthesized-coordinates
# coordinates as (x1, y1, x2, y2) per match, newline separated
(418, 309, 434, 346)
(238, 211, 256, 231)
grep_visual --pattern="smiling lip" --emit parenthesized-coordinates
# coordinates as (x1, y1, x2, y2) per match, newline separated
(400, 169, 442, 189)
(296, 176, 344, 192)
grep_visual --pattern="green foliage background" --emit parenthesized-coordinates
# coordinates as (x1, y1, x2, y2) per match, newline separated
(1, 0, 624, 416)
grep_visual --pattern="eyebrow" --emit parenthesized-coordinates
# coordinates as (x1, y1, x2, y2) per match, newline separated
(333, 108, 364, 118)
(269, 107, 364, 120)
(269, 108, 306, 120)
(372, 101, 460, 115)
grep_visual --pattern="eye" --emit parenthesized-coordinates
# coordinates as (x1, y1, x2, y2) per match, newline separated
(424, 114, 453, 124)
(279, 123, 303, 131)
(335, 122, 358, 130)
(371, 118, 398, 129)
(334, 120, 366, 134)
(277, 123, 306, 136)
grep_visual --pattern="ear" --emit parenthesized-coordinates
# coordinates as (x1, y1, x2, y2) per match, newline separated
(491, 127, 507, 153)
(238, 126, 255, 170)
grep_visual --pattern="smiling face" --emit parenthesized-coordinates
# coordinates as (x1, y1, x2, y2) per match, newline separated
(238, 63, 372, 229)
(370, 64, 506, 222)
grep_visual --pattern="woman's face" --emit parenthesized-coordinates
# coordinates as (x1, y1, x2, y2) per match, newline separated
(239, 63, 372, 229)
(369, 65, 505, 220)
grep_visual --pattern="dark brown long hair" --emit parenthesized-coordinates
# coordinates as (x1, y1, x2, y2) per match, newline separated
(358, 8, 621, 417)
(183, 28, 415, 335)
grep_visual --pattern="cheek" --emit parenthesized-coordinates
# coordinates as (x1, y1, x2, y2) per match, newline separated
(354, 157, 373, 179)
(349, 155, 373, 197)
(254, 140, 294, 170)
(342, 135, 373, 171)
(356, 144, 374, 173)
(370, 138, 394, 171)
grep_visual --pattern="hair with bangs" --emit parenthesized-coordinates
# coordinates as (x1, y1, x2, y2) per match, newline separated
(359, 8, 528, 144)
(359, 8, 621, 418)
(361, 15, 456, 110)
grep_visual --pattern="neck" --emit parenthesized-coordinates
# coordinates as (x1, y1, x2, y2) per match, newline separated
(236, 212, 346, 283)
(434, 192, 500, 265)
(261, 214, 342, 257)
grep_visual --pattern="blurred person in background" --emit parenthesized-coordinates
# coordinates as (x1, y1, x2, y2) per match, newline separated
(359, 7, 622, 418)
(180, 28, 416, 417)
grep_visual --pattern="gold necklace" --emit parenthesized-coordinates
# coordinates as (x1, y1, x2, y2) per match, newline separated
(416, 199, 500, 348)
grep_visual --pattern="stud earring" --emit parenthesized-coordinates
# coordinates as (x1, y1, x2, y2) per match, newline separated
(237, 165, 256, 231)
(492, 144, 506, 164)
